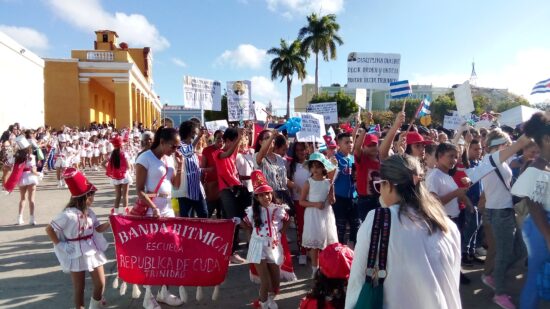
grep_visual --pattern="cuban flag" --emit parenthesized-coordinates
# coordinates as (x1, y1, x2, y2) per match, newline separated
(389, 80, 412, 99)
(531, 78, 550, 95)
(415, 97, 431, 118)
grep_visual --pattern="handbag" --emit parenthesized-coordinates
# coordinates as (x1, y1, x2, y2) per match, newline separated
(130, 162, 168, 216)
(537, 259, 550, 300)
(354, 207, 391, 309)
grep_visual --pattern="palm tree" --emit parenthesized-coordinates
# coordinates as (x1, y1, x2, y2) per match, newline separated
(298, 13, 344, 95)
(268, 39, 307, 118)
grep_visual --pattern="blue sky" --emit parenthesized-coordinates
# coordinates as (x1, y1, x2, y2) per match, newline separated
(1, 0, 550, 114)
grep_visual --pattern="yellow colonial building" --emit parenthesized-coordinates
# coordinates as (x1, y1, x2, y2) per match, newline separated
(44, 30, 161, 129)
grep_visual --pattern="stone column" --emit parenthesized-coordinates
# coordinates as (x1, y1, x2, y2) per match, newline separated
(113, 78, 132, 129)
(79, 78, 91, 127)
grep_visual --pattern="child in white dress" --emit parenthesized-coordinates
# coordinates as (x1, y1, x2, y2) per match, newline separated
(45, 168, 110, 309)
(300, 152, 338, 277)
(242, 170, 290, 309)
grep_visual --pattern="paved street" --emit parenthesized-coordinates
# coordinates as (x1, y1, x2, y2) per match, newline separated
(0, 170, 544, 309)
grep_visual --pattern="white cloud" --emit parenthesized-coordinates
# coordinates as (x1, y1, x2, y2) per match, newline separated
(0, 25, 49, 51)
(411, 48, 550, 103)
(47, 0, 169, 51)
(266, 0, 344, 18)
(171, 57, 187, 68)
(216, 44, 267, 69)
(251, 76, 287, 114)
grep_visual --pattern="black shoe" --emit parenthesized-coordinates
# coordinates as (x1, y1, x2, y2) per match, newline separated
(470, 254, 485, 265)
(460, 272, 471, 285)
(462, 254, 473, 267)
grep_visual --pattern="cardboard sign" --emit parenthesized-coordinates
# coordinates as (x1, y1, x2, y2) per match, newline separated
(253, 101, 268, 122)
(227, 80, 253, 122)
(183, 76, 222, 111)
(306, 102, 338, 124)
(443, 111, 471, 130)
(355, 88, 367, 109)
(454, 81, 475, 116)
(347, 52, 401, 89)
(295, 113, 326, 142)
(205, 120, 229, 133)
(110, 216, 235, 286)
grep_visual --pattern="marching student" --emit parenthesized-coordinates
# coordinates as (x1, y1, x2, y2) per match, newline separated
(15, 143, 41, 225)
(102, 136, 131, 214)
(241, 170, 290, 309)
(45, 168, 110, 309)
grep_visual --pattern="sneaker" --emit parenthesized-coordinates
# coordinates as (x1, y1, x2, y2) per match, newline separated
(156, 285, 183, 306)
(481, 274, 496, 291)
(493, 294, 516, 309)
(16, 215, 24, 225)
(268, 293, 278, 309)
(476, 247, 487, 257)
(57, 180, 63, 188)
(470, 254, 485, 265)
(230, 253, 246, 264)
(143, 294, 160, 309)
(29, 216, 37, 226)
(298, 255, 307, 265)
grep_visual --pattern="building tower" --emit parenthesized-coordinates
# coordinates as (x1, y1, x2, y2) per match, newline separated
(469, 59, 478, 87)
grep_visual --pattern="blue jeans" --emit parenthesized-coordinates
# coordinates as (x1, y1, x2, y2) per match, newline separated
(521, 212, 550, 309)
(485, 208, 526, 294)
(357, 195, 380, 222)
(332, 196, 360, 244)
(178, 196, 208, 218)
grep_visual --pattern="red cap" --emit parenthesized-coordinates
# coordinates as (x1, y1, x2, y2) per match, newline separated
(63, 168, 97, 197)
(251, 170, 273, 194)
(363, 134, 379, 146)
(319, 243, 354, 279)
(110, 136, 123, 148)
(406, 131, 434, 145)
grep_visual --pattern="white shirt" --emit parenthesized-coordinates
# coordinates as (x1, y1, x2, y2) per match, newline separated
(135, 150, 175, 196)
(426, 168, 460, 218)
(481, 151, 513, 209)
(345, 205, 461, 309)
(511, 167, 550, 211)
(291, 163, 310, 201)
(236, 149, 255, 192)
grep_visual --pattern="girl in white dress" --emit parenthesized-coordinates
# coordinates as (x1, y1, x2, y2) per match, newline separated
(45, 168, 110, 309)
(16, 147, 41, 225)
(242, 170, 290, 309)
(300, 152, 338, 277)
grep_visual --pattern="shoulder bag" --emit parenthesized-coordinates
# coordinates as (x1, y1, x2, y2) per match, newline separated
(130, 162, 168, 216)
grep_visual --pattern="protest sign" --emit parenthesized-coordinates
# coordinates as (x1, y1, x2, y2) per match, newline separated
(454, 81, 475, 116)
(306, 102, 338, 124)
(183, 76, 222, 111)
(205, 120, 229, 133)
(347, 52, 401, 89)
(295, 112, 326, 142)
(443, 111, 471, 130)
(227, 80, 253, 122)
(253, 101, 268, 122)
(474, 119, 493, 129)
(355, 88, 367, 109)
(110, 216, 235, 286)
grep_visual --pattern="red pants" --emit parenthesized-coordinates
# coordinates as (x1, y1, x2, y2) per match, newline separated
(294, 200, 306, 255)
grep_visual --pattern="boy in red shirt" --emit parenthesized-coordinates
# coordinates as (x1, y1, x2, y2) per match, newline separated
(353, 128, 381, 221)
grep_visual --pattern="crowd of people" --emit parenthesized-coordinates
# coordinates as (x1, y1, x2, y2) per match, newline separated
(1, 110, 549, 309)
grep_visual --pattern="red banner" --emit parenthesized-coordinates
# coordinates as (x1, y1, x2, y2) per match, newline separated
(109, 215, 235, 286)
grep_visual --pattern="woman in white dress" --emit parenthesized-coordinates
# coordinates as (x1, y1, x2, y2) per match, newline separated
(346, 155, 461, 309)
(135, 126, 184, 309)
(511, 112, 550, 309)
(16, 146, 41, 225)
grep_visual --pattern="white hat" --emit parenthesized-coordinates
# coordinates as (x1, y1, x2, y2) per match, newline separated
(84, 132, 91, 139)
(100, 129, 107, 136)
(58, 134, 67, 143)
(15, 135, 30, 149)
(133, 132, 141, 138)
(72, 135, 79, 141)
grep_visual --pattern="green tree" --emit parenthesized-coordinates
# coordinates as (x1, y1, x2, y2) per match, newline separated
(310, 90, 358, 119)
(495, 94, 530, 112)
(298, 13, 343, 95)
(389, 99, 422, 120)
(268, 39, 307, 119)
(371, 111, 395, 127)
(204, 94, 228, 122)
(473, 95, 490, 115)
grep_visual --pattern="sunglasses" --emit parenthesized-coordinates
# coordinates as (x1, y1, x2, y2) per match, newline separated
(373, 179, 389, 194)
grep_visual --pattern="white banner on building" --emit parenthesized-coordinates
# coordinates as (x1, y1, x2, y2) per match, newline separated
(454, 81, 475, 116)
(355, 88, 367, 109)
(347, 52, 401, 90)
(443, 111, 471, 130)
(306, 102, 338, 124)
(227, 80, 253, 122)
(183, 76, 222, 111)
(205, 120, 229, 133)
(295, 113, 326, 142)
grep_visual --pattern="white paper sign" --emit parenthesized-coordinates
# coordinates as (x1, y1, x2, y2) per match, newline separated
(183, 76, 222, 111)
(253, 101, 268, 122)
(474, 119, 493, 129)
(205, 120, 229, 133)
(454, 81, 475, 116)
(295, 113, 326, 142)
(443, 111, 471, 130)
(347, 52, 401, 90)
(306, 102, 338, 124)
(355, 88, 367, 109)
(227, 80, 253, 122)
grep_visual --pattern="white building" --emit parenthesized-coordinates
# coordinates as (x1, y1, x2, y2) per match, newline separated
(0, 31, 45, 131)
